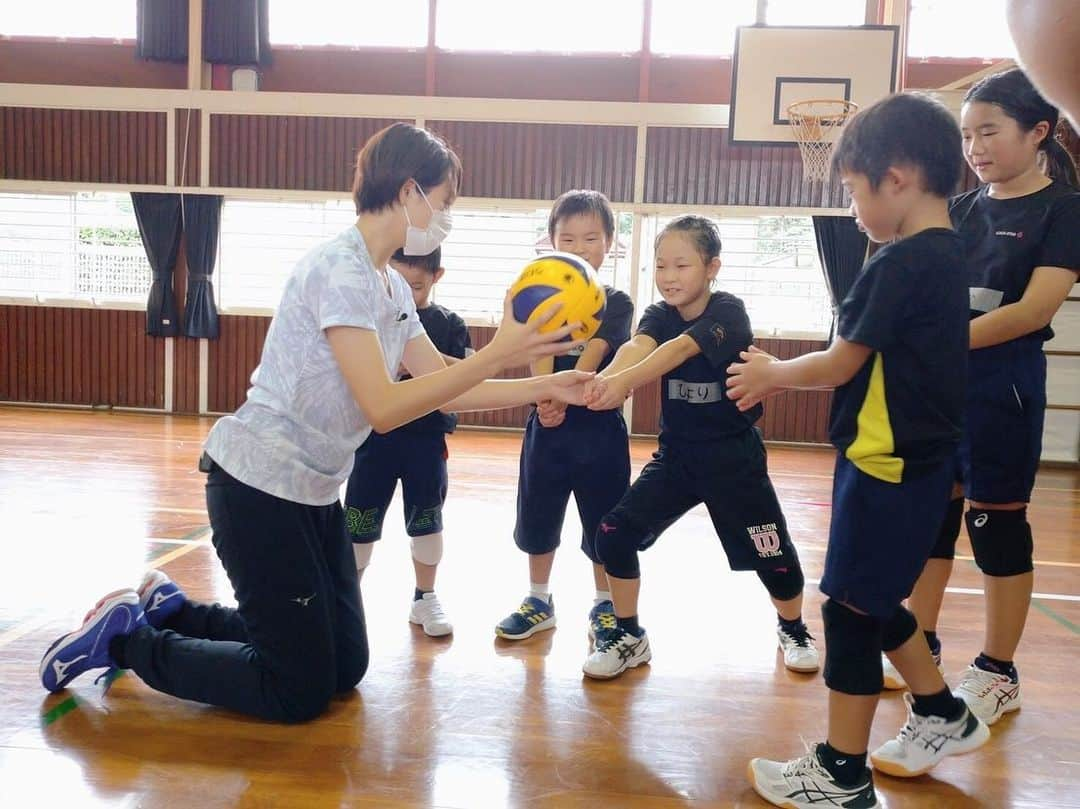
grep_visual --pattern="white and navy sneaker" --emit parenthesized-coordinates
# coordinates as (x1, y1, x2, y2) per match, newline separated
(409, 592, 453, 637)
(40, 590, 146, 692)
(882, 651, 943, 691)
(748, 744, 879, 809)
(137, 570, 186, 628)
(954, 664, 1022, 725)
(587, 599, 616, 646)
(778, 625, 820, 673)
(495, 596, 556, 640)
(582, 627, 651, 680)
(870, 692, 990, 777)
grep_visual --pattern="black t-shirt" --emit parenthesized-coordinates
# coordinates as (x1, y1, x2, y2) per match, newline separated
(636, 291, 761, 442)
(830, 229, 969, 483)
(397, 303, 472, 434)
(950, 181, 1080, 346)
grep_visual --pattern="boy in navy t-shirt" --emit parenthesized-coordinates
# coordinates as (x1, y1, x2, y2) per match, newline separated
(345, 246, 471, 637)
(729, 93, 989, 809)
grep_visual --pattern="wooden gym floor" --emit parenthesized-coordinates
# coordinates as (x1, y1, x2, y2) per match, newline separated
(0, 407, 1077, 808)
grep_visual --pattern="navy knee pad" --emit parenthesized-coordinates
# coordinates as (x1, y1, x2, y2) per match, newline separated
(756, 565, 805, 602)
(967, 508, 1033, 577)
(595, 513, 641, 579)
(928, 498, 964, 560)
(880, 605, 919, 653)
(822, 599, 884, 695)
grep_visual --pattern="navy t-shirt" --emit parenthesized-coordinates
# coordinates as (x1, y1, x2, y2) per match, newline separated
(553, 286, 634, 374)
(636, 291, 761, 442)
(830, 228, 969, 483)
(397, 303, 472, 434)
(950, 181, 1080, 347)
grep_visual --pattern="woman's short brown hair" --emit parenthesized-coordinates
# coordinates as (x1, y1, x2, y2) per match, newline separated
(351, 123, 462, 214)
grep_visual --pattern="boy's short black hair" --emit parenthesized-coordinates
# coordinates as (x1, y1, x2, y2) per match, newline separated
(547, 189, 616, 242)
(831, 93, 962, 196)
(352, 123, 462, 215)
(390, 246, 441, 274)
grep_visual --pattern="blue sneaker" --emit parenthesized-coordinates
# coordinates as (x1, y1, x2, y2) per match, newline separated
(587, 599, 616, 645)
(137, 570, 185, 629)
(495, 596, 556, 640)
(40, 591, 146, 692)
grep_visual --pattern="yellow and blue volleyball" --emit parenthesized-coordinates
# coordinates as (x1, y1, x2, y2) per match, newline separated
(509, 252, 606, 342)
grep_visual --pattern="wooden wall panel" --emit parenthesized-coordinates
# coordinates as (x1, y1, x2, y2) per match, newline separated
(0, 39, 186, 89)
(456, 325, 532, 429)
(206, 314, 270, 413)
(209, 115, 402, 191)
(172, 335, 201, 414)
(0, 108, 167, 185)
(0, 305, 163, 408)
(629, 337, 832, 443)
(429, 121, 637, 203)
(644, 127, 847, 208)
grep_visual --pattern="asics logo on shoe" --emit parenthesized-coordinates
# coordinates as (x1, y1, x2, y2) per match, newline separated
(148, 591, 181, 612)
(52, 655, 88, 682)
(291, 594, 316, 607)
(618, 639, 644, 662)
(973, 513, 989, 528)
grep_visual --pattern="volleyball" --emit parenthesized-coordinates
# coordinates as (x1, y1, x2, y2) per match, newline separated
(509, 252, 606, 342)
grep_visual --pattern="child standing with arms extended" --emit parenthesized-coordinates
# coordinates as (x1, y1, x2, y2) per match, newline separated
(345, 246, 471, 637)
(885, 70, 1080, 724)
(579, 214, 818, 681)
(495, 190, 635, 643)
(730, 94, 989, 809)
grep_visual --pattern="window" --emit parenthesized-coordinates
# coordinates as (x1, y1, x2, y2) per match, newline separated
(907, 0, 1017, 59)
(649, 0, 756, 56)
(216, 199, 632, 319)
(643, 214, 832, 336)
(0, 192, 151, 303)
(218, 199, 356, 310)
(0, 2, 134, 38)
(269, 0, 429, 48)
(436, 0, 643, 53)
(765, 0, 866, 26)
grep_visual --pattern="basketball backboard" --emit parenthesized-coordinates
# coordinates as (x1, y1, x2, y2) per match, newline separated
(729, 25, 900, 146)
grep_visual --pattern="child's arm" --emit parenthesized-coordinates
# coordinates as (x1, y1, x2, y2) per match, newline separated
(969, 267, 1076, 349)
(725, 339, 872, 412)
(584, 333, 686, 410)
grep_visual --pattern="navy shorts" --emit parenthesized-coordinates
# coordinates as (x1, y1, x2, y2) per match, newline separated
(822, 454, 953, 617)
(514, 406, 630, 563)
(958, 342, 1046, 504)
(601, 428, 799, 572)
(344, 430, 448, 542)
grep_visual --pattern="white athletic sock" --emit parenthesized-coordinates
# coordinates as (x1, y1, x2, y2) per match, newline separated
(529, 582, 551, 605)
(594, 590, 612, 605)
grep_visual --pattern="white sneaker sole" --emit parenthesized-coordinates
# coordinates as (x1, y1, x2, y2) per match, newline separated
(871, 718, 991, 778)
(746, 760, 882, 809)
(409, 615, 453, 637)
(783, 656, 820, 673)
(495, 616, 556, 641)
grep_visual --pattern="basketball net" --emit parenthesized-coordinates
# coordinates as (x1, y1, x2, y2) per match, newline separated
(787, 99, 859, 182)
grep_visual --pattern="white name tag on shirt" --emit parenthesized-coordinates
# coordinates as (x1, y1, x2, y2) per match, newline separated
(970, 287, 1004, 313)
(667, 379, 723, 404)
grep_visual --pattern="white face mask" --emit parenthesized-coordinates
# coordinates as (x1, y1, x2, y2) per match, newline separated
(402, 182, 452, 256)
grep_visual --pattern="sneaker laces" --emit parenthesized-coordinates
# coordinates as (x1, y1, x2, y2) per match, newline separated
(595, 627, 629, 654)
(421, 596, 447, 623)
(959, 666, 1007, 697)
(781, 625, 814, 648)
(781, 742, 830, 779)
(595, 612, 617, 632)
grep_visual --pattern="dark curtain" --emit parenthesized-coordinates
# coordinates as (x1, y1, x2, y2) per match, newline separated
(181, 195, 223, 339)
(136, 0, 189, 62)
(812, 215, 868, 341)
(132, 193, 183, 337)
(203, 0, 272, 65)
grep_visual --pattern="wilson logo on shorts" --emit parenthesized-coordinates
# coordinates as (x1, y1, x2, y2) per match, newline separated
(747, 524, 782, 558)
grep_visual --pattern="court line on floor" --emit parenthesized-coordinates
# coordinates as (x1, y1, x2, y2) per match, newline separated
(1032, 600, 1080, 635)
(804, 578, 1079, 603)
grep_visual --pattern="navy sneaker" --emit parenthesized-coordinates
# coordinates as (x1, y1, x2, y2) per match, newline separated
(587, 599, 616, 645)
(40, 590, 146, 692)
(495, 595, 556, 640)
(137, 570, 185, 629)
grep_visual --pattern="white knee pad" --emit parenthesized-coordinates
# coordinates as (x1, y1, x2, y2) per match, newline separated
(352, 542, 374, 571)
(410, 532, 443, 566)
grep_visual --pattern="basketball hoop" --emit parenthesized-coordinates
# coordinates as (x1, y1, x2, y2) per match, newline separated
(787, 99, 859, 182)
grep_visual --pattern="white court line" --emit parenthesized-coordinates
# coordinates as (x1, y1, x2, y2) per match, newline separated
(804, 578, 1080, 603)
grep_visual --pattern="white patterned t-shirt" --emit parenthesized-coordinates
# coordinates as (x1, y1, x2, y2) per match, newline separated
(204, 225, 424, 505)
